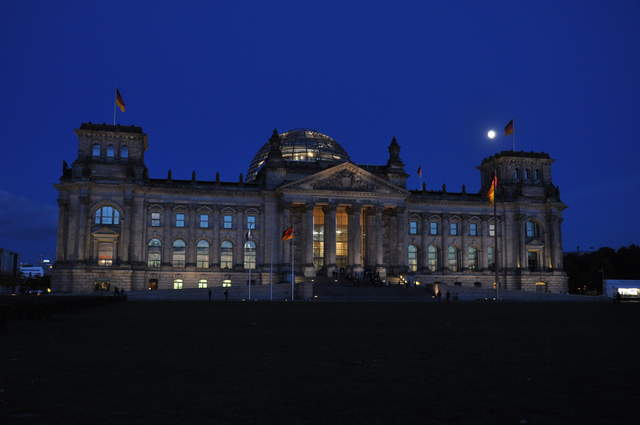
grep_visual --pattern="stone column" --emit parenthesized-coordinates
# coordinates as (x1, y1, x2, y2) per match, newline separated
(303, 203, 316, 278)
(122, 198, 133, 264)
(186, 204, 195, 267)
(323, 204, 337, 277)
(162, 205, 171, 265)
(552, 216, 563, 269)
(421, 213, 429, 272)
(347, 206, 363, 275)
(519, 215, 527, 270)
(480, 217, 488, 269)
(374, 206, 386, 280)
(396, 206, 408, 272)
(460, 215, 466, 270)
(234, 208, 244, 269)
(76, 195, 90, 262)
(131, 198, 145, 263)
(441, 214, 449, 273)
(56, 199, 68, 262)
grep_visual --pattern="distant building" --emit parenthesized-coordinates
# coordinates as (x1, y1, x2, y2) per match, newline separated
(0, 248, 19, 276)
(52, 123, 568, 293)
(20, 265, 45, 278)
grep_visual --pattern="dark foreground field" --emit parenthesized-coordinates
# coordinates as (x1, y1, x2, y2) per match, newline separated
(1, 301, 638, 425)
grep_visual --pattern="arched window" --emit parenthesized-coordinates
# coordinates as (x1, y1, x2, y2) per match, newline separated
(95, 206, 120, 225)
(408, 245, 418, 272)
(526, 221, 539, 238)
(172, 239, 186, 267)
(244, 241, 256, 270)
(467, 247, 478, 270)
(92, 144, 101, 157)
(120, 145, 128, 159)
(196, 240, 209, 269)
(220, 241, 233, 269)
(147, 239, 161, 268)
(427, 246, 438, 272)
(447, 246, 458, 272)
(107, 144, 115, 158)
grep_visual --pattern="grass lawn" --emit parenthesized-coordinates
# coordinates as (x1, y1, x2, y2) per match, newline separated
(1, 301, 638, 425)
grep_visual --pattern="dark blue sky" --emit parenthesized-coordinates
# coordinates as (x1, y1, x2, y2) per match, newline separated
(2, 0, 639, 263)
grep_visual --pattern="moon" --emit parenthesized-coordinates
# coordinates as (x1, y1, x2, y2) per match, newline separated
(487, 130, 496, 139)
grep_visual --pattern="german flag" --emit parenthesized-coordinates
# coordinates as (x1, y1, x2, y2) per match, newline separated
(281, 226, 294, 240)
(417, 166, 422, 177)
(488, 174, 498, 205)
(115, 89, 126, 112)
(504, 119, 514, 136)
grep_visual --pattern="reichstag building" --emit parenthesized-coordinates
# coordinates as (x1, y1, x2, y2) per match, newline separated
(52, 123, 568, 293)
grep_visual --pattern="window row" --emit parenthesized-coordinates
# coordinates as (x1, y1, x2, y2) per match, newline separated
(408, 221, 497, 237)
(150, 212, 257, 229)
(407, 245, 495, 272)
(512, 167, 542, 183)
(147, 239, 256, 269)
(92, 143, 128, 159)
(171, 278, 232, 290)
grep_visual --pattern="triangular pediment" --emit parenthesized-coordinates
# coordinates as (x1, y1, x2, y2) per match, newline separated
(526, 238, 545, 247)
(91, 226, 120, 239)
(279, 162, 409, 195)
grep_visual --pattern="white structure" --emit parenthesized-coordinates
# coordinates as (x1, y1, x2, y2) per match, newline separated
(20, 265, 45, 278)
(604, 279, 640, 299)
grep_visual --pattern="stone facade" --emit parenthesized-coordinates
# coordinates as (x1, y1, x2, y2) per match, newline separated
(52, 124, 568, 293)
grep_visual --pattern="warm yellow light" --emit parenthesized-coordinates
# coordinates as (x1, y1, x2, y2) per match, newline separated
(487, 130, 496, 139)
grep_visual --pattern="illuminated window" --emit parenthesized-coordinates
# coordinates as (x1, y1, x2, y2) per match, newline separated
(526, 221, 539, 238)
(92, 144, 101, 157)
(535, 281, 547, 293)
(428, 246, 438, 272)
(223, 215, 233, 229)
(313, 207, 324, 269)
(199, 214, 209, 228)
(469, 223, 478, 236)
(467, 247, 478, 270)
(97, 242, 113, 266)
(430, 222, 439, 235)
(173, 279, 183, 290)
(220, 241, 233, 269)
(175, 213, 185, 227)
(222, 279, 232, 287)
(247, 215, 256, 230)
(147, 239, 161, 268)
(151, 212, 161, 227)
(244, 241, 256, 270)
(447, 246, 458, 272)
(489, 223, 496, 237)
(196, 240, 209, 268)
(94, 281, 110, 291)
(198, 279, 207, 288)
(107, 144, 115, 158)
(409, 220, 418, 235)
(172, 240, 186, 267)
(95, 206, 120, 225)
(120, 145, 128, 159)
(449, 223, 458, 236)
(408, 245, 418, 272)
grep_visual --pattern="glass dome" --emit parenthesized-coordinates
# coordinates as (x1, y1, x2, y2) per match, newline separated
(247, 129, 350, 181)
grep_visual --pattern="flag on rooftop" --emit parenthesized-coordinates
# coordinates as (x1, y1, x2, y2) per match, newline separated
(488, 174, 498, 205)
(504, 119, 514, 136)
(115, 89, 126, 112)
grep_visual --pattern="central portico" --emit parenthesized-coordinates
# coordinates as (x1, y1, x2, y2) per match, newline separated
(278, 161, 410, 280)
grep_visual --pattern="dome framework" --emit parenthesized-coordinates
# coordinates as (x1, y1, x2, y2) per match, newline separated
(247, 129, 350, 181)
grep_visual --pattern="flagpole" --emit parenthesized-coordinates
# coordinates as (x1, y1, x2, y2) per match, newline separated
(493, 170, 500, 302)
(291, 225, 295, 301)
(512, 119, 515, 151)
(113, 88, 117, 126)
(269, 237, 273, 301)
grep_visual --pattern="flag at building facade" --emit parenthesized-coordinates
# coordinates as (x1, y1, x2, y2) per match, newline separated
(504, 119, 514, 136)
(488, 174, 498, 205)
(245, 229, 252, 240)
(417, 166, 422, 177)
(281, 226, 294, 240)
(115, 89, 126, 112)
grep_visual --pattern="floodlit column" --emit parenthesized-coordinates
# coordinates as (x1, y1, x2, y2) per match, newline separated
(397, 207, 408, 271)
(441, 214, 449, 273)
(76, 195, 89, 261)
(211, 207, 220, 268)
(374, 206, 386, 280)
(552, 216, 563, 269)
(347, 206, 363, 274)
(480, 217, 488, 269)
(323, 204, 337, 276)
(303, 203, 316, 278)
(121, 198, 133, 263)
(421, 214, 429, 272)
(56, 199, 68, 262)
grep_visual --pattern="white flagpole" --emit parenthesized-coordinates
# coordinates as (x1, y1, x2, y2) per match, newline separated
(512, 119, 516, 151)
(113, 88, 117, 126)
(291, 226, 295, 301)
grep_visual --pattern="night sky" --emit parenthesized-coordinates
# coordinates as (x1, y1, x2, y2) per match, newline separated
(2, 1, 639, 263)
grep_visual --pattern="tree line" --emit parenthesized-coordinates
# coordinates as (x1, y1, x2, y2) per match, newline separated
(564, 245, 640, 294)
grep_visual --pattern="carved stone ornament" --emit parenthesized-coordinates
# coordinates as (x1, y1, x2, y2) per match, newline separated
(311, 169, 376, 192)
